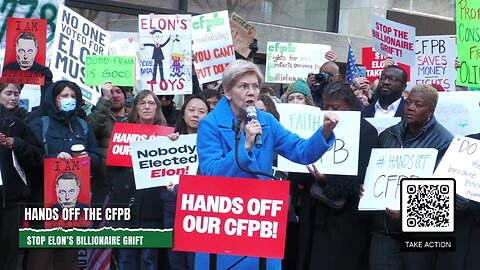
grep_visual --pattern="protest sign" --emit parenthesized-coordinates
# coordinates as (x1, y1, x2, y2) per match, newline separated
(191, 10, 235, 85)
(109, 31, 138, 56)
(229, 12, 257, 58)
(456, 0, 480, 87)
(358, 148, 438, 210)
(362, 47, 410, 83)
(433, 136, 480, 202)
(138, 14, 192, 95)
(106, 123, 174, 167)
(109, 31, 141, 84)
(0, 0, 63, 71)
(50, 4, 110, 105)
(44, 157, 91, 229)
(371, 15, 416, 66)
(130, 134, 198, 189)
(365, 117, 401, 135)
(265, 42, 330, 83)
(85, 55, 135, 86)
(414, 35, 456, 91)
(174, 175, 290, 259)
(0, 18, 47, 85)
(434, 91, 480, 136)
(276, 104, 360, 175)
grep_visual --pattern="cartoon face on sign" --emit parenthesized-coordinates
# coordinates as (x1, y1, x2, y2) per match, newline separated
(55, 172, 81, 209)
(15, 32, 39, 70)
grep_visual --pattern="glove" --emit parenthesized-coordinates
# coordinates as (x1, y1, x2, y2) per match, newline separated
(247, 38, 258, 59)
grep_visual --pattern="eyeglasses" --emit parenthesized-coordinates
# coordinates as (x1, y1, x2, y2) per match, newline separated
(138, 101, 156, 107)
(378, 74, 404, 84)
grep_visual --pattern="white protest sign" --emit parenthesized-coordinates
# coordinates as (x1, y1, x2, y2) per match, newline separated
(191, 10, 235, 84)
(434, 91, 480, 136)
(50, 4, 109, 105)
(433, 135, 480, 202)
(12, 152, 27, 185)
(109, 31, 141, 83)
(138, 14, 192, 95)
(130, 134, 198, 189)
(265, 42, 330, 83)
(365, 117, 401, 135)
(359, 148, 438, 211)
(371, 15, 415, 66)
(276, 104, 360, 175)
(412, 35, 456, 91)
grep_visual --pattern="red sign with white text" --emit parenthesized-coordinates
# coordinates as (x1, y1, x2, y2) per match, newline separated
(106, 123, 174, 167)
(174, 175, 290, 259)
(1, 18, 48, 85)
(362, 47, 410, 83)
(44, 157, 91, 229)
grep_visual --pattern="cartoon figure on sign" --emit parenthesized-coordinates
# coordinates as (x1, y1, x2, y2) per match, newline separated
(50, 172, 88, 210)
(181, 49, 192, 80)
(142, 29, 172, 82)
(170, 35, 185, 77)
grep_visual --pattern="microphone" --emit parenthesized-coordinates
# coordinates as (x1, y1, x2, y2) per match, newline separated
(245, 106, 263, 148)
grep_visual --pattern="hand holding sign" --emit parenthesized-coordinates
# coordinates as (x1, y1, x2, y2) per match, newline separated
(325, 50, 337, 62)
(385, 208, 400, 221)
(101, 82, 113, 100)
(307, 164, 326, 182)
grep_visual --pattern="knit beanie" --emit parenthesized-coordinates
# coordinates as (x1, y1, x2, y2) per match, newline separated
(286, 80, 313, 101)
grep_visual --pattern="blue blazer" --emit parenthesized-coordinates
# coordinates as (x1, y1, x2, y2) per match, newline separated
(196, 96, 335, 269)
(197, 96, 336, 180)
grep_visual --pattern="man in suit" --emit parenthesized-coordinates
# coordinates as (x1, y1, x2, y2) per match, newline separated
(143, 29, 172, 82)
(361, 65, 408, 118)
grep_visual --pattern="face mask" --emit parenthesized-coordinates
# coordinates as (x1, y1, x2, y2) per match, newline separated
(60, 98, 76, 112)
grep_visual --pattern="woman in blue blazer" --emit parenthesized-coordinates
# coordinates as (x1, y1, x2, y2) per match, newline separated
(196, 60, 338, 270)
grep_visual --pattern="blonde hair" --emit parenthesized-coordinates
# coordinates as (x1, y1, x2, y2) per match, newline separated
(409, 84, 439, 108)
(222, 60, 263, 92)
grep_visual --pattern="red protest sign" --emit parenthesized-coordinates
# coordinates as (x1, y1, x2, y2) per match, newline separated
(106, 123, 175, 167)
(44, 157, 91, 229)
(173, 175, 290, 259)
(1, 18, 47, 85)
(362, 47, 411, 83)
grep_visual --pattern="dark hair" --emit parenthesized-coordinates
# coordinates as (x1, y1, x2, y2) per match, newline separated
(56, 172, 80, 187)
(383, 65, 408, 84)
(200, 89, 221, 100)
(0, 83, 22, 93)
(128, 90, 166, 125)
(174, 95, 210, 134)
(260, 86, 275, 96)
(157, 95, 174, 101)
(322, 80, 361, 111)
(16, 31, 38, 47)
(52, 81, 83, 109)
(257, 94, 280, 121)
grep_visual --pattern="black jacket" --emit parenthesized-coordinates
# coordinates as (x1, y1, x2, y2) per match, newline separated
(0, 115, 43, 206)
(379, 116, 452, 167)
(27, 81, 100, 206)
(373, 117, 453, 234)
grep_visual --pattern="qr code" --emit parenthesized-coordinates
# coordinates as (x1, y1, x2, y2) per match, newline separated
(401, 179, 455, 233)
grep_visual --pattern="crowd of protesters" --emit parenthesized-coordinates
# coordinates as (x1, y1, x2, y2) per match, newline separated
(0, 29, 479, 270)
